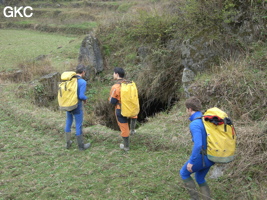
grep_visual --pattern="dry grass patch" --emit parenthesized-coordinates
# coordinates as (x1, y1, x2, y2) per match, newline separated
(216, 120, 267, 199)
(0, 57, 54, 82)
(190, 56, 267, 120)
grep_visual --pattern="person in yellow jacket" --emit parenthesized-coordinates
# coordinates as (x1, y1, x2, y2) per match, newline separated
(109, 67, 137, 151)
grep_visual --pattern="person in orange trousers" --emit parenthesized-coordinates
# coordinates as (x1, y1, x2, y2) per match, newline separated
(109, 67, 137, 151)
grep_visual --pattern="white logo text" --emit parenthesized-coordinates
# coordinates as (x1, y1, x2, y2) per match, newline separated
(3, 6, 33, 18)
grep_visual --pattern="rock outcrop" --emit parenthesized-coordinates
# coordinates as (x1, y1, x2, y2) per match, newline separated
(32, 72, 60, 107)
(78, 34, 104, 81)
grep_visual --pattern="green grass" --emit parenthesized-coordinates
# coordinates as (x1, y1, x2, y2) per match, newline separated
(0, 83, 233, 200)
(1, 83, 266, 199)
(0, 87, 186, 199)
(0, 121, 180, 199)
(0, 29, 80, 71)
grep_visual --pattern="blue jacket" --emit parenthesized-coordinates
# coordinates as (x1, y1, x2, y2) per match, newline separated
(188, 111, 207, 165)
(77, 76, 88, 106)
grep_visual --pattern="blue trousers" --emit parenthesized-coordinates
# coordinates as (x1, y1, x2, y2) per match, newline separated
(64, 103, 83, 136)
(180, 155, 214, 185)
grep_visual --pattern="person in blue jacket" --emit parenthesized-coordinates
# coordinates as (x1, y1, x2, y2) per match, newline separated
(180, 97, 214, 200)
(64, 64, 90, 150)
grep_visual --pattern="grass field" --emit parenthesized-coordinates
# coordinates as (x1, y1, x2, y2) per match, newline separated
(0, 82, 185, 199)
(0, 111, 184, 199)
(0, 83, 235, 200)
(1, 82, 266, 200)
(0, 29, 82, 72)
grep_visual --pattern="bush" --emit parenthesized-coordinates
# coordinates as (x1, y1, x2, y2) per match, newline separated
(126, 11, 178, 45)
(189, 49, 267, 121)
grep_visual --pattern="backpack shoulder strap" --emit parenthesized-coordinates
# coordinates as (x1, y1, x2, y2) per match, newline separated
(116, 79, 127, 85)
(191, 116, 206, 167)
(192, 116, 202, 121)
(72, 75, 80, 79)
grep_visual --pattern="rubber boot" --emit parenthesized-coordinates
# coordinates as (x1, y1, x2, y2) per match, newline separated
(76, 135, 90, 150)
(130, 118, 137, 135)
(199, 182, 211, 200)
(183, 177, 199, 200)
(120, 137, 130, 151)
(65, 132, 73, 149)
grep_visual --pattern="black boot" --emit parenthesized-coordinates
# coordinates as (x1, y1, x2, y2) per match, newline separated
(199, 182, 211, 200)
(65, 132, 73, 149)
(76, 135, 90, 150)
(130, 118, 137, 135)
(120, 137, 130, 151)
(183, 177, 199, 200)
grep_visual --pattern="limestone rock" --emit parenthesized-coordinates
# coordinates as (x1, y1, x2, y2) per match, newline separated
(182, 68, 195, 98)
(78, 34, 104, 81)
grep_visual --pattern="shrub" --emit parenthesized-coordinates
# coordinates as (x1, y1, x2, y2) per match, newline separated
(189, 50, 267, 120)
(126, 11, 178, 45)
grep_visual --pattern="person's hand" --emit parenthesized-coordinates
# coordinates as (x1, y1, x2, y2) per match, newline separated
(83, 100, 87, 104)
(187, 163, 193, 173)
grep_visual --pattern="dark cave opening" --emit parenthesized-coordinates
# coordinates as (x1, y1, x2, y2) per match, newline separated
(138, 98, 177, 123)
(103, 96, 178, 131)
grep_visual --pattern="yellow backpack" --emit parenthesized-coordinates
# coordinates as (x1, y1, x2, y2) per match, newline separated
(201, 107, 236, 163)
(120, 81, 140, 118)
(58, 71, 79, 111)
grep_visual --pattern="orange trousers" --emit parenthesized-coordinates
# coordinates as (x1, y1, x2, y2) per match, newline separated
(115, 108, 130, 137)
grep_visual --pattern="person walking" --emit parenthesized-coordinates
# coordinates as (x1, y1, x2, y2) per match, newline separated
(180, 97, 214, 200)
(64, 64, 90, 151)
(109, 67, 135, 151)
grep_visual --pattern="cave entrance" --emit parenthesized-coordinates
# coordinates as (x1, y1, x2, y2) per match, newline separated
(104, 96, 178, 131)
(138, 97, 177, 123)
